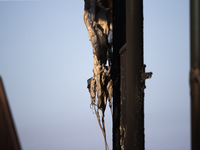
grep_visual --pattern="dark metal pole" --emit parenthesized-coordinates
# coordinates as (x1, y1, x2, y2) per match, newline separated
(190, 0, 200, 150)
(191, 0, 200, 68)
(113, 0, 126, 149)
(125, 0, 144, 149)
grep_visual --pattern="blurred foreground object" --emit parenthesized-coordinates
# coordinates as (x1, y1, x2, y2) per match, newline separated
(190, 0, 200, 150)
(0, 77, 21, 150)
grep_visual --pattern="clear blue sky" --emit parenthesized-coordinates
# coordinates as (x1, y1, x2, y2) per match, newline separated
(0, 0, 189, 150)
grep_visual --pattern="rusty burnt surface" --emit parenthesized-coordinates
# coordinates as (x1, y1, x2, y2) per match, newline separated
(119, 46, 126, 150)
(0, 77, 21, 150)
(119, 0, 145, 149)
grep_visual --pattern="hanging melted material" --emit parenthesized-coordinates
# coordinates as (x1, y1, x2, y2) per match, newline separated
(84, 0, 113, 150)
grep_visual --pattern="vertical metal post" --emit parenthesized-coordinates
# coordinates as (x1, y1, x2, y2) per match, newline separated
(113, 0, 126, 149)
(190, 0, 200, 150)
(125, 0, 144, 149)
(191, 0, 200, 68)
(114, 0, 145, 149)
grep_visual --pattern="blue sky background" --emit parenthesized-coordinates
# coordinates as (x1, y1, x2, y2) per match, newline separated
(0, 0, 189, 150)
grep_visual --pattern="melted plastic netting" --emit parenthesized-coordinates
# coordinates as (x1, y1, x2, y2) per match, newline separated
(84, 0, 113, 150)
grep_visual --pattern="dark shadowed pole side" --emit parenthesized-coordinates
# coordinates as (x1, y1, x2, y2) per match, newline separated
(113, 0, 126, 149)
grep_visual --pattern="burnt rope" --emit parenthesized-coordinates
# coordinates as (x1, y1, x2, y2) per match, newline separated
(94, 106, 109, 150)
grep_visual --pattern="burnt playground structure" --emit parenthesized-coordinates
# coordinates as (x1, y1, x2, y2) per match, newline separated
(0, 0, 200, 150)
(84, 0, 200, 150)
(84, 0, 152, 149)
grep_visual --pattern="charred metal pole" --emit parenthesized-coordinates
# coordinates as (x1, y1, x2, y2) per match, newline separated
(114, 0, 146, 149)
(190, 0, 200, 150)
(113, 0, 126, 149)
(125, 0, 144, 149)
